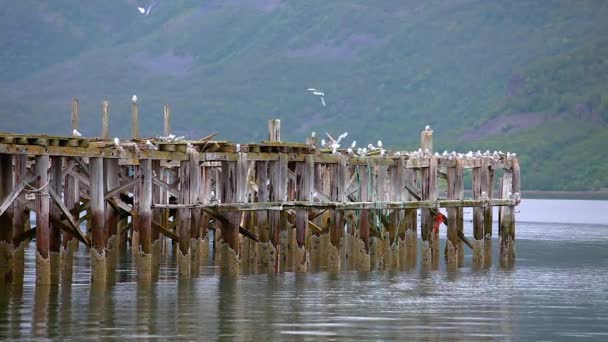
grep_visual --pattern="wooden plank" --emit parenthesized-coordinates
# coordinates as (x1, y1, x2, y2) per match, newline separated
(104, 178, 137, 200)
(0, 174, 35, 217)
(47, 186, 90, 247)
(163, 105, 171, 136)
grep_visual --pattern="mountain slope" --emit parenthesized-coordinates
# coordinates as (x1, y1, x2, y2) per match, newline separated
(0, 0, 607, 190)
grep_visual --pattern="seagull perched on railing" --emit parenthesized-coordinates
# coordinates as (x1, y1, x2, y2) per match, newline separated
(146, 140, 158, 150)
(72, 129, 82, 137)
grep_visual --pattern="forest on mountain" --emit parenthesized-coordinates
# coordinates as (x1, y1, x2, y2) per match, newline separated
(1, 0, 606, 190)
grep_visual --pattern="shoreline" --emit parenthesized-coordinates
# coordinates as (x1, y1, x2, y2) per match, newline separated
(522, 190, 608, 200)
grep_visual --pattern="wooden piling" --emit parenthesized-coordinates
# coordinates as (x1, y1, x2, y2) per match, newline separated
(135, 159, 153, 280)
(472, 166, 484, 268)
(151, 160, 162, 276)
(188, 154, 201, 274)
(35, 155, 51, 286)
(163, 105, 171, 137)
(388, 160, 405, 270)
(61, 162, 78, 284)
(104, 159, 120, 277)
(268, 119, 280, 142)
(482, 159, 494, 268)
(101, 100, 110, 139)
(357, 164, 371, 271)
(89, 157, 106, 284)
(255, 161, 272, 272)
(12, 155, 28, 285)
(0, 154, 14, 283)
(177, 160, 190, 275)
(49, 156, 63, 285)
(403, 167, 418, 270)
(71, 98, 79, 132)
(420, 156, 437, 269)
(499, 173, 513, 267)
(328, 156, 346, 272)
(269, 153, 287, 272)
(446, 159, 463, 270)
(295, 155, 313, 272)
(131, 97, 139, 140)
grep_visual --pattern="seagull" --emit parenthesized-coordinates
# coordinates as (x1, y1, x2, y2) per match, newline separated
(351, 140, 356, 148)
(347, 147, 354, 155)
(311, 131, 316, 138)
(307, 88, 317, 92)
(72, 129, 82, 137)
(321, 139, 327, 147)
(210, 190, 218, 203)
(311, 91, 326, 107)
(137, 7, 146, 14)
(336, 132, 348, 143)
(236, 144, 241, 153)
(132, 94, 138, 102)
(377, 140, 382, 148)
(113, 138, 123, 152)
(146, 140, 158, 150)
(425, 125, 432, 131)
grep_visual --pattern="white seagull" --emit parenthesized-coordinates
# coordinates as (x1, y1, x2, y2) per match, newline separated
(236, 144, 241, 153)
(311, 91, 326, 107)
(351, 140, 356, 148)
(72, 129, 82, 137)
(132, 94, 138, 102)
(146, 140, 158, 150)
(425, 125, 432, 131)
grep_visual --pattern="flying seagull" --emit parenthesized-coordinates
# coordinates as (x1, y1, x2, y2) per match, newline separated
(310, 90, 326, 107)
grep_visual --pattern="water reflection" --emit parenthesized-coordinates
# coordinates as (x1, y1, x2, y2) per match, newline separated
(0, 217, 607, 340)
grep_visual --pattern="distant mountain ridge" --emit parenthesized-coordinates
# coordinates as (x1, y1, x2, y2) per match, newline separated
(0, 0, 607, 191)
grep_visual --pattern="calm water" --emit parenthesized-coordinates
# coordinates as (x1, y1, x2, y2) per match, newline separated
(1, 199, 607, 341)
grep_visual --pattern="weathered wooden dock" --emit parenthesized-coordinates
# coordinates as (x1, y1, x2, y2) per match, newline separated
(0, 98, 520, 285)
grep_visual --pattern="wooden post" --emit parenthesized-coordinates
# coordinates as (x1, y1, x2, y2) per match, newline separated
(482, 158, 494, 268)
(49, 156, 63, 285)
(132, 96, 139, 139)
(370, 162, 387, 270)
(403, 166, 418, 270)
(101, 100, 110, 139)
(472, 166, 484, 268)
(420, 129, 437, 269)
(269, 153, 287, 272)
(151, 160, 162, 275)
(357, 164, 371, 271)
(0, 154, 14, 283)
(12, 155, 29, 285)
(90, 157, 106, 284)
(268, 119, 280, 142)
(104, 159, 120, 277)
(137, 159, 153, 281)
(218, 153, 246, 274)
(35, 155, 51, 285)
(446, 158, 463, 270)
(71, 98, 79, 132)
(255, 161, 272, 272)
(61, 159, 78, 284)
(387, 161, 404, 270)
(328, 156, 346, 272)
(295, 155, 313, 272)
(163, 105, 171, 137)
(499, 158, 519, 267)
(499, 173, 513, 267)
(189, 154, 201, 274)
(177, 151, 193, 277)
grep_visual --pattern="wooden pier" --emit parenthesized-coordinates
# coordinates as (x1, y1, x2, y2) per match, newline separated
(0, 99, 521, 285)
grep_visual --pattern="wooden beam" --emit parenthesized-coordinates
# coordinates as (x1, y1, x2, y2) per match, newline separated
(48, 186, 90, 247)
(104, 178, 137, 200)
(0, 175, 35, 217)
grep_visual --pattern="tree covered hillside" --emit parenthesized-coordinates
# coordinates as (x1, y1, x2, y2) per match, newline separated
(0, 0, 607, 191)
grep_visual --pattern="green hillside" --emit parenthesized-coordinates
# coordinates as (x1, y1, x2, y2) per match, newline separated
(0, 0, 607, 191)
